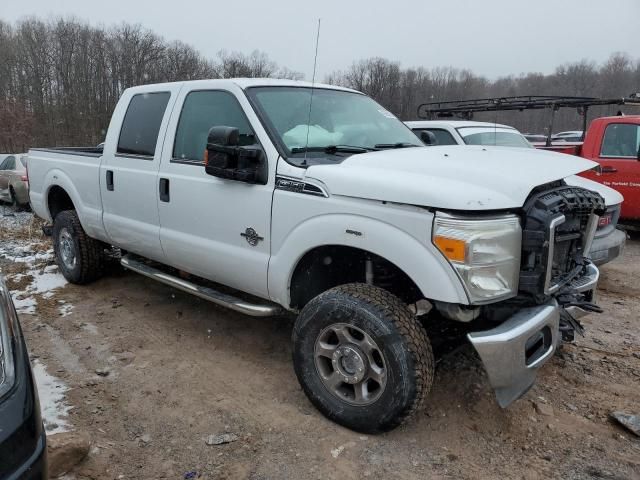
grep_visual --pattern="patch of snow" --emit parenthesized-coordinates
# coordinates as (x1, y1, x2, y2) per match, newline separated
(8, 266, 68, 315)
(12, 294, 36, 314)
(0, 241, 53, 265)
(31, 360, 72, 434)
(58, 301, 74, 317)
(28, 267, 67, 294)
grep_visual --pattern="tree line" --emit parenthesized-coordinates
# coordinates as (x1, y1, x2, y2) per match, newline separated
(0, 18, 301, 151)
(0, 17, 638, 152)
(326, 55, 640, 135)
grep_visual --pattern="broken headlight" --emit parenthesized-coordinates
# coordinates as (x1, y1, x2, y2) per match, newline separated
(433, 213, 521, 304)
(0, 278, 17, 399)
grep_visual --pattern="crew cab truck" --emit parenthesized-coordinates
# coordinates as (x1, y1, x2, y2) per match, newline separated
(405, 120, 626, 266)
(28, 79, 611, 433)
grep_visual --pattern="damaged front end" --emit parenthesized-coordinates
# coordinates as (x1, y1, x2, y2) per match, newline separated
(468, 185, 605, 407)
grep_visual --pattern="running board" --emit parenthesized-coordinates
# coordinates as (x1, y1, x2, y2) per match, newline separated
(120, 254, 282, 317)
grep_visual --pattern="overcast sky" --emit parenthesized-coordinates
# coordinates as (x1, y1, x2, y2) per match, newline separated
(1, 0, 638, 80)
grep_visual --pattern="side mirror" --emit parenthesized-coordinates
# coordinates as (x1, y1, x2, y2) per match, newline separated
(204, 126, 266, 184)
(420, 130, 438, 146)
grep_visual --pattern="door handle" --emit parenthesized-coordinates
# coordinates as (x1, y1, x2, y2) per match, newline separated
(601, 165, 618, 174)
(159, 178, 170, 202)
(106, 170, 114, 191)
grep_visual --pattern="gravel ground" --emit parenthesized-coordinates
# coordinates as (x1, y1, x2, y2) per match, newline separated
(1, 207, 639, 480)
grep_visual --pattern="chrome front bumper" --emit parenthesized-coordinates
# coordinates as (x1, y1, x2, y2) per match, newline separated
(468, 263, 599, 407)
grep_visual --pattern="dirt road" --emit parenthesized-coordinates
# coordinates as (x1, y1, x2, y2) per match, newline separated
(1, 207, 639, 479)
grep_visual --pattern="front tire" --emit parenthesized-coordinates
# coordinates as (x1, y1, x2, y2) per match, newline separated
(53, 210, 104, 284)
(292, 283, 434, 433)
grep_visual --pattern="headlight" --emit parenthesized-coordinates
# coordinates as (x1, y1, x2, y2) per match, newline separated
(0, 279, 17, 398)
(433, 213, 521, 304)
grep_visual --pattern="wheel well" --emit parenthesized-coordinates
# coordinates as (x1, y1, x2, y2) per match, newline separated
(47, 186, 74, 220)
(289, 245, 422, 310)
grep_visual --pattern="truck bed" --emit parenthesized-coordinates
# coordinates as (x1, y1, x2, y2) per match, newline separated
(27, 146, 107, 243)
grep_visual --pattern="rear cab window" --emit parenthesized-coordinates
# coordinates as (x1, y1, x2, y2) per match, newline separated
(172, 90, 257, 165)
(117, 92, 171, 158)
(600, 123, 640, 158)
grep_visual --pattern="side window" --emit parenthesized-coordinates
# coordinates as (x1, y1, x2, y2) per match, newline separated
(1, 156, 16, 170)
(415, 128, 457, 146)
(117, 92, 171, 157)
(173, 90, 256, 163)
(600, 123, 640, 158)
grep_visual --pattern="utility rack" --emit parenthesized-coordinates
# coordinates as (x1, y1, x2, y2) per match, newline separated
(417, 95, 640, 146)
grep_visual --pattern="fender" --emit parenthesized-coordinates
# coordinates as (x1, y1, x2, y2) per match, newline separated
(40, 168, 109, 243)
(268, 213, 469, 308)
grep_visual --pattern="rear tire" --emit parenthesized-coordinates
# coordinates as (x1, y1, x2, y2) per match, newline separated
(292, 283, 434, 433)
(53, 210, 104, 284)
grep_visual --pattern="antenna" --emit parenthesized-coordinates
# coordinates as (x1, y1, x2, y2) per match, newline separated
(303, 18, 321, 166)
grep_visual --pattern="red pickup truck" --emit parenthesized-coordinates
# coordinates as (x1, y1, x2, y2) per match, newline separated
(537, 116, 640, 223)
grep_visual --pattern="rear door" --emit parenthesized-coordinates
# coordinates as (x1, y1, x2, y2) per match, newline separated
(156, 83, 276, 299)
(591, 122, 640, 220)
(100, 86, 181, 261)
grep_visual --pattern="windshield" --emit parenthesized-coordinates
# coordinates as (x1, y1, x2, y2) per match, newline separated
(457, 127, 532, 148)
(247, 87, 420, 165)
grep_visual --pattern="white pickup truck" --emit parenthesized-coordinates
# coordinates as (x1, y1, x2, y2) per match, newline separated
(28, 79, 612, 433)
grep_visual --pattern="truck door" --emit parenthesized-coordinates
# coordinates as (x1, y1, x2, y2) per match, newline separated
(157, 85, 275, 299)
(100, 86, 181, 262)
(592, 122, 640, 220)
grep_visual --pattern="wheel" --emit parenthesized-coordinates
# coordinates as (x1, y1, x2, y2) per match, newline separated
(52, 210, 104, 284)
(9, 187, 17, 207)
(292, 283, 434, 433)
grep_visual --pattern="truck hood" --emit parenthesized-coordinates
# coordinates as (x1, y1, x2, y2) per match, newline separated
(304, 146, 598, 210)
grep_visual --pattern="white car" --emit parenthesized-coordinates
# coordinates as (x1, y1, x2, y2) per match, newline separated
(27, 79, 612, 432)
(406, 120, 533, 148)
(406, 120, 625, 266)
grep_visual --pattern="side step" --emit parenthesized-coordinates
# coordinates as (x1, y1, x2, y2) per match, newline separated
(120, 254, 282, 317)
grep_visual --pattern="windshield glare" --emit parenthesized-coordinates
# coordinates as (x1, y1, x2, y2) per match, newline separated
(458, 127, 532, 148)
(248, 87, 420, 163)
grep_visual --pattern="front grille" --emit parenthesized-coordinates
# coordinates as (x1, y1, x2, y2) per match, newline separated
(519, 186, 605, 298)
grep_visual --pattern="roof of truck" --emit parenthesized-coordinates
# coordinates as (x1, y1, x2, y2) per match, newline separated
(231, 78, 359, 92)
(405, 120, 516, 129)
(125, 78, 360, 94)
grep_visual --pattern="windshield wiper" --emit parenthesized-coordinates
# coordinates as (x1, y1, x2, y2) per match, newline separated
(291, 145, 377, 155)
(374, 142, 420, 149)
